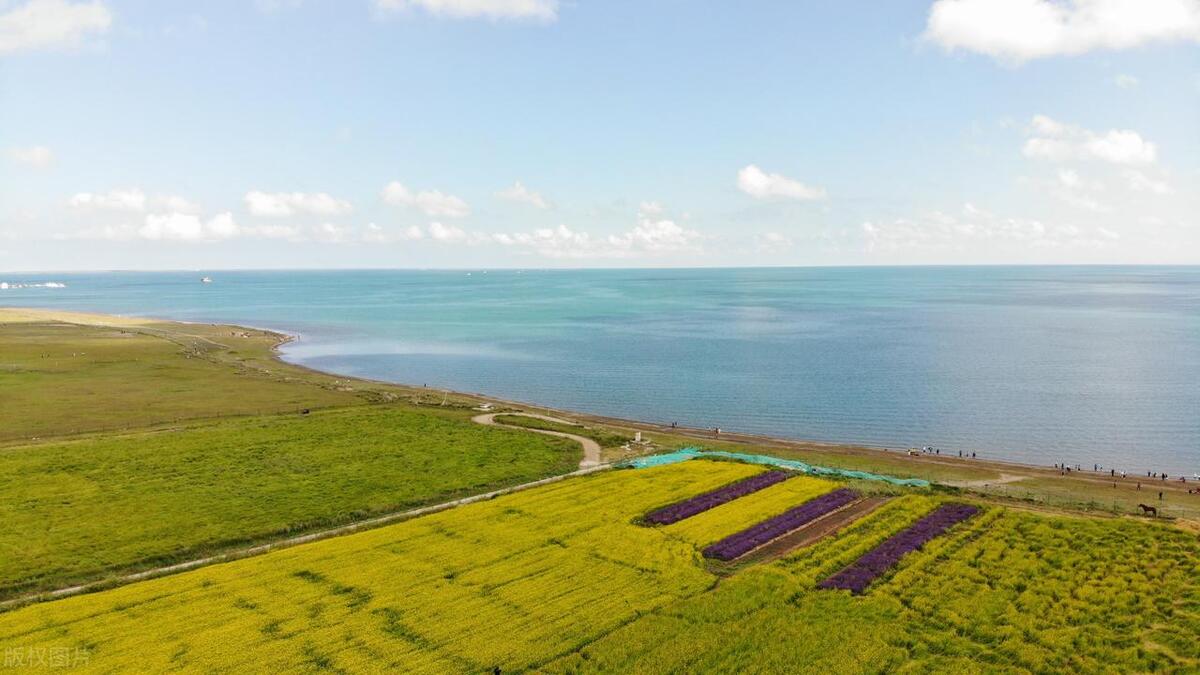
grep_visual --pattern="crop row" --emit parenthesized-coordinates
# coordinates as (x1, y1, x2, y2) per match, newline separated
(702, 488, 859, 561)
(645, 470, 791, 525)
(817, 502, 979, 594)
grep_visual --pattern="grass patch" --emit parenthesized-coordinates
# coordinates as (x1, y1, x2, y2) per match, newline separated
(0, 312, 367, 442)
(0, 404, 578, 599)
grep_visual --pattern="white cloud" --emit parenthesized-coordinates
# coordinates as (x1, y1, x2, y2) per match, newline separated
(362, 222, 425, 243)
(428, 221, 468, 243)
(1114, 73, 1139, 88)
(490, 203, 704, 259)
(1125, 170, 1173, 195)
(495, 181, 549, 209)
(862, 203, 1120, 254)
(244, 190, 352, 217)
(382, 181, 470, 218)
(1052, 169, 1109, 212)
(68, 189, 208, 214)
(69, 188, 146, 212)
(737, 165, 826, 201)
(139, 211, 240, 242)
(372, 0, 557, 22)
(7, 145, 53, 168)
(924, 0, 1200, 64)
(1022, 115, 1157, 165)
(156, 194, 202, 214)
(0, 0, 111, 54)
(312, 222, 350, 243)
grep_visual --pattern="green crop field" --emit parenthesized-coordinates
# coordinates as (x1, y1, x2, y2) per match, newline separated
(2, 461, 1195, 673)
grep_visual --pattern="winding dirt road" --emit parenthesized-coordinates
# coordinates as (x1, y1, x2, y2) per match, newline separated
(472, 412, 603, 469)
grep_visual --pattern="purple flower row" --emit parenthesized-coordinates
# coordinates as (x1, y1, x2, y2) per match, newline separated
(644, 470, 792, 525)
(702, 488, 860, 561)
(817, 502, 980, 594)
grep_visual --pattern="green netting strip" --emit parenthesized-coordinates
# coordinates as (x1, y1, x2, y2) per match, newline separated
(623, 447, 929, 487)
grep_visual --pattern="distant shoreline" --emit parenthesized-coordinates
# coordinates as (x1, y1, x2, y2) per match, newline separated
(5, 304, 1197, 492)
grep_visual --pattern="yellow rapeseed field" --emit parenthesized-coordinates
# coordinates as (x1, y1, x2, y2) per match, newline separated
(3, 460, 1195, 673)
(0, 461, 765, 673)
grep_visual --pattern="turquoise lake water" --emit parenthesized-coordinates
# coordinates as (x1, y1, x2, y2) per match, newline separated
(3, 266, 1198, 476)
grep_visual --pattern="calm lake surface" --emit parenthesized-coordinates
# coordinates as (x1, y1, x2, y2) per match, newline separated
(4, 266, 1198, 476)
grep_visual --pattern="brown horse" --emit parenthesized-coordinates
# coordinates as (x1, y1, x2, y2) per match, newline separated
(1138, 503, 1158, 517)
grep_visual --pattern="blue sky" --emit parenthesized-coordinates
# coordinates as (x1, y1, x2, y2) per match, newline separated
(1, 0, 1198, 270)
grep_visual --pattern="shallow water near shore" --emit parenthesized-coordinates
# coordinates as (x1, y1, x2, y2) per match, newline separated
(4, 266, 1198, 476)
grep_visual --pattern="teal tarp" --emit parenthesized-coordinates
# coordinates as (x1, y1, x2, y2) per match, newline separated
(624, 447, 929, 487)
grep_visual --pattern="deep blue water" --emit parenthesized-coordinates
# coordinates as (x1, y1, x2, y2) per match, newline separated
(3, 267, 1198, 476)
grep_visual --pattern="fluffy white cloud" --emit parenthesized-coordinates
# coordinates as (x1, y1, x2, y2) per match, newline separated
(382, 181, 470, 218)
(428, 221, 469, 242)
(924, 0, 1200, 64)
(862, 203, 1120, 254)
(0, 0, 111, 53)
(1022, 115, 1157, 165)
(69, 188, 146, 212)
(7, 145, 53, 168)
(737, 165, 826, 201)
(157, 194, 202, 214)
(244, 190, 352, 217)
(495, 181, 549, 209)
(139, 211, 240, 241)
(372, 0, 557, 22)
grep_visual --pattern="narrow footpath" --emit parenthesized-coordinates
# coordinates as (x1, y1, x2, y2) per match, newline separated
(472, 412, 603, 469)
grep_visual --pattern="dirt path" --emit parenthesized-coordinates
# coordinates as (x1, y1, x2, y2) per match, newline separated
(0, 464, 609, 612)
(472, 412, 603, 469)
(944, 473, 1028, 489)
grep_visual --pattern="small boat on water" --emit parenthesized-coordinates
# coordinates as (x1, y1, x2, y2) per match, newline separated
(200, 276, 213, 284)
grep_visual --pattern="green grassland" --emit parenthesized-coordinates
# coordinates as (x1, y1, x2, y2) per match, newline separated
(1, 461, 1194, 673)
(0, 309, 578, 600)
(0, 311, 365, 442)
(0, 405, 576, 600)
(492, 414, 632, 448)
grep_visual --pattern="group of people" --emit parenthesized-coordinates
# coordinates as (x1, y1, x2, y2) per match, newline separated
(1055, 463, 1191, 487)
